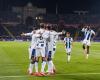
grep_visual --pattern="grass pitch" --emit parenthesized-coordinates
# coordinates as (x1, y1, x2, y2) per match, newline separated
(0, 41, 100, 80)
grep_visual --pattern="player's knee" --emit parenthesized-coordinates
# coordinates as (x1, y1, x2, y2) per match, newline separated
(42, 57, 46, 62)
(31, 56, 34, 59)
(31, 60, 35, 64)
(87, 46, 89, 49)
(31, 57, 35, 64)
(35, 60, 39, 63)
(35, 58, 39, 62)
(87, 46, 90, 54)
(47, 57, 52, 61)
(67, 53, 70, 55)
(83, 45, 85, 49)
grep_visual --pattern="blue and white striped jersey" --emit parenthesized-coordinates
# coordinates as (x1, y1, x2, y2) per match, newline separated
(64, 37, 73, 49)
(81, 28, 95, 40)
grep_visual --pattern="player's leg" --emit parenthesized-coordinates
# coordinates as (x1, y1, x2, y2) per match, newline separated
(34, 49, 40, 73)
(86, 41, 91, 59)
(82, 43, 87, 58)
(82, 40, 87, 56)
(83, 44, 87, 54)
(67, 53, 71, 62)
(34, 56, 43, 76)
(40, 48, 47, 76)
(83, 44, 85, 50)
(28, 49, 35, 75)
(47, 51, 54, 74)
(52, 48, 56, 73)
(52, 48, 56, 58)
(87, 46, 90, 54)
(66, 49, 71, 63)
(46, 44, 54, 75)
(46, 52, 56, 73)
(35, 58, 39, 73)
(41, 57, 46, 72)
(28, 57, 35, 75)
(85, 45, 89, 59)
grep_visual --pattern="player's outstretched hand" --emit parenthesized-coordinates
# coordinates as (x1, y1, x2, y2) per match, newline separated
(62, 30, 66, 34)
(21, 32, 25, 36)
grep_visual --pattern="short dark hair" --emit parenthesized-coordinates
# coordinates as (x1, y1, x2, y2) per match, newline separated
(66, 32, 70, 34)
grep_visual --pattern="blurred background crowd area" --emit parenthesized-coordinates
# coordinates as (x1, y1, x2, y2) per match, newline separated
(0, 2, 100, 41)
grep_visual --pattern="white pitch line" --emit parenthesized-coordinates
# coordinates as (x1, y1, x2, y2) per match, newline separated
(56, 73, 100, 75)
(1, 73, 100, 78)
(0, 75, 28, 78)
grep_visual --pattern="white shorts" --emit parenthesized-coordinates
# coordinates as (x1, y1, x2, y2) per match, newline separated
(36, 47, 46, 57)
(82, 39, 91, 46)
(66, 48, 71, 53)
(28, 46, 36, 59)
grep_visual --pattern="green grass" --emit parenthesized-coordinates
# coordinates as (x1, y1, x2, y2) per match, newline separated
(0, 41, 100, 80)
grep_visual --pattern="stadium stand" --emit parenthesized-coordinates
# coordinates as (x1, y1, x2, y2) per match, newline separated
(0, 11, 100, 41)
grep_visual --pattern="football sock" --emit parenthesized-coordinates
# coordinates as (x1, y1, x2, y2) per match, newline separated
(48, 61, 53, 73)
(67, 53, 71, 62)
(35, 62, 38, 72)
(41, 61, 46, 72)
(28, 63, 34, 74)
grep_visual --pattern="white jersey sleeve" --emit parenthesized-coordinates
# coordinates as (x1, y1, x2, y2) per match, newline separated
(57, 32, 62, 35)
(50, 31, 62, 35)
(91, 30, 95, 35)
(81, 28, 85, 32)
(81, 28, 88, 32)
(24, 31, 33, 36)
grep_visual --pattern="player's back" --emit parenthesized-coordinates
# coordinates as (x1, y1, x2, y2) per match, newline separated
(30, 33, 40, 48)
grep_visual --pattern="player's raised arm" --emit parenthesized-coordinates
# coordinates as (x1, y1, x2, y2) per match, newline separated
(92, 30, 95, 36)
(21, 32, 25, 36)
(81, 26, 86, 32)
(21, 31, 33, 36)
(57, 32, 63, 35)
(50, 30, 65, 35)
(57, 30, 66, 35)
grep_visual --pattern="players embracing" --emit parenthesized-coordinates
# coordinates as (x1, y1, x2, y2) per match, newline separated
(21, 25, 63, 76)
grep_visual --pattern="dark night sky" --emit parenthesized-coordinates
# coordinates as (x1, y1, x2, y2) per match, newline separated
(0, 0, 100, 14)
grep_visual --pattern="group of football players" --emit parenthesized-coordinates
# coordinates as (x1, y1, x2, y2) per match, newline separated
(21, 25, 63, 76)
(21, 25, 95, 76)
